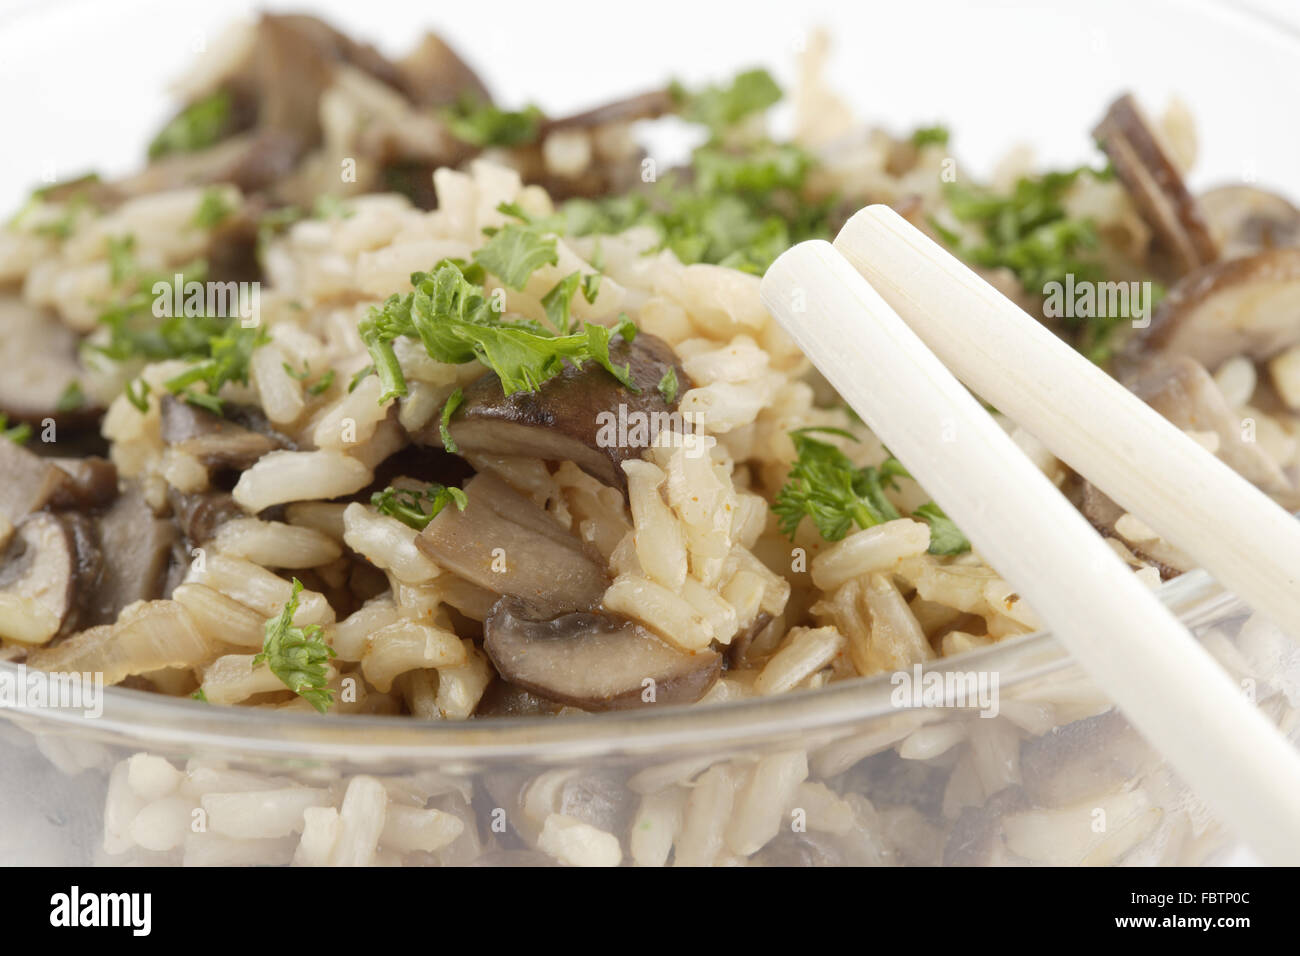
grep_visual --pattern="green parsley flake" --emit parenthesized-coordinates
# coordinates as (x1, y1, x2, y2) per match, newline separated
(772, 428, 969, 554)
(441, 96, 543, 148)
(148, 89, 234, 160)
(371, 483, 468, 531)
(657, 366, 679, 405)
(253, 579, 336, 714)
(193, 188, 234, 229)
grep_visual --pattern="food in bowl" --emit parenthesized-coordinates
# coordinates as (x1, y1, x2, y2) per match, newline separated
(2, 13, 1298, 726)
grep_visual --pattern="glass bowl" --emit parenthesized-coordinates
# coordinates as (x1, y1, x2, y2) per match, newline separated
(1, 0, 1297, 866)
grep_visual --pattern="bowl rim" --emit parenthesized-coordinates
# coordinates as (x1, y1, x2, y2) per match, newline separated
(0, 567, 1241, 761)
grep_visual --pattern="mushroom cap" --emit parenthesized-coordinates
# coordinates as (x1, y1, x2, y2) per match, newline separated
(0, 513, 79, 646)
(1138, 247, 1300, 368)
(1093, 93, 1218, 275)
(483, 598, 722, 711)
(442, 332, 689, 492)
(0, 297, 99, 427)
(1200, 184, 1300, 260)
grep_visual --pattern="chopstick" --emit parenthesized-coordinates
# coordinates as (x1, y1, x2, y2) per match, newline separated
(760, 239, 1300, 864)
(835, 204, 1300, 641)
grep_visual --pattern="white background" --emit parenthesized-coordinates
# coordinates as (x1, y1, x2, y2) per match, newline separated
(1, 0, 1299, 212)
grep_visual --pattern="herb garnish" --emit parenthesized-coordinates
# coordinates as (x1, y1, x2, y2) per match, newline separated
(772, 428, 970, 555)
(359, 259, 638, 403)
(253, 579, 336, 714)
(371, 483, 468, 531)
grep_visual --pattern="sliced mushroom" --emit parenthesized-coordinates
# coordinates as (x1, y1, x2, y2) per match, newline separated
(47, 457, 119, 511)
(1093, 93, 1218, 275)
(1128, 354, 1294, 500)
(1135, 247, 1300, 368)
(396, 31, 492, 107)
(483, 598, 722, 711)
(416, 472, 607, 617)
(0, 514, 79, 645)
(168, 489, 247, 546)
(0, 440, 67, 525)
(941, 786, 1030, 867)
(474, 679, 567, 718)
(440, 332, 689, 492)
(540, 88, 675, 135)
(1071, 478, 1187, 579)
(160, 394, 291, 470)
(1200, 185, 1300, 260)
(85, 489, 179, 627)
(1019, 710, 1154, 809)
(0, 297, 98, 427)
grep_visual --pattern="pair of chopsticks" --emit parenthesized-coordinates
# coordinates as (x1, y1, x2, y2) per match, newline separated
(760, 206, 1300, 865)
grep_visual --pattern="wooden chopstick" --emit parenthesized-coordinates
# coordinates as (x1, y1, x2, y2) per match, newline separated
(835, 204, 1300, 641)
(760, 239, 1300, 864)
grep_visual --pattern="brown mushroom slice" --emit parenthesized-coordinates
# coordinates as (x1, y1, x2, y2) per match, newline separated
(1071, 479, 1187, 580)
(0, 514, 78, 645)
(396, 32, 492, 108)
(47, 458, 118, 511)
(169, 489, 246, 546)
(1200, 185, 1300, 259)
(85, 490, 179, 628)
(1019, 710, 1154, 809)
(160, 395, 290, 470)
(540, 88, 675, 135)
(1138, 248, 1300, 368)
(474, 679, 567, 718)
(483, 598, 721, 711)
(442, 332, 689, 492)
(0, 441, 67, 525)
(1093, 93, 1218, 275)
(1128, 354, 1293, 500)
(0, 297, 98, 427)
(416, 473, 607, 617)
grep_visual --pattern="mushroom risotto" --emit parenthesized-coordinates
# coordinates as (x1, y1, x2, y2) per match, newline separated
(3, 14, 1299, 720)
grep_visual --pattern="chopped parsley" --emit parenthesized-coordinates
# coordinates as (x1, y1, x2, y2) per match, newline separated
(910, 125, 950, 149)
(557, 142, 831, 274)
(148, 89, 234, 160)
(311, 194, 353, 220)
(657, 366, 679, 404)
(359, 259, 638, 402)
(106, 235, 136, 286)
(0, 414, 31, 445)
(439, 387, 464, 453)
(192, 188, 234, 229)
(162, 319, 267, 413)
(540, 267, 603, 336)
(348, 365, 376, 393)
(441, 95, 543, 148)
(371, 483, 468, 531)
(672, 68, 782, 139)
(253, 580, 336, 714)
(283, 362, 335, 396)
(56, 381, 85, 413)
(911, 502, 970, 556)
(932, 164, 1129, 360)
(474, 214, 559, 289)
(772, 428, 969, 555)
(125, 378, 151, 413)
